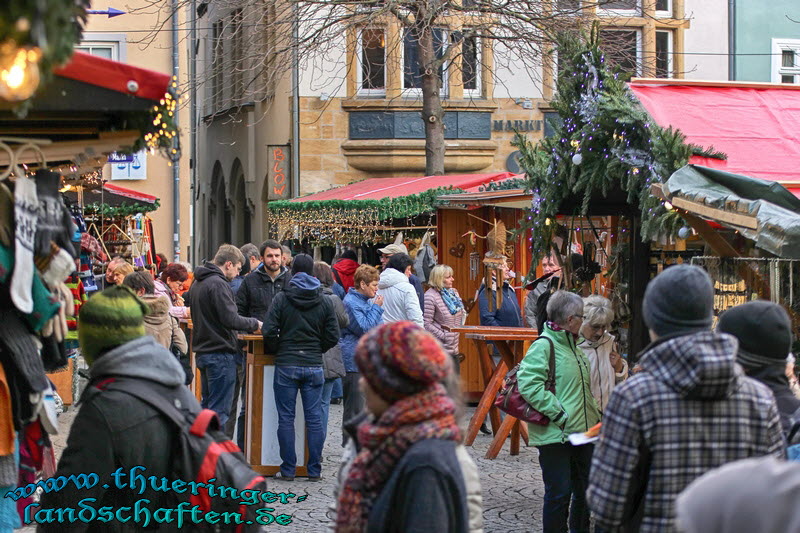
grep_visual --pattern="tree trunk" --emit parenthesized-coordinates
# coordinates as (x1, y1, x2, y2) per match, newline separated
(417, 24, 445, 176)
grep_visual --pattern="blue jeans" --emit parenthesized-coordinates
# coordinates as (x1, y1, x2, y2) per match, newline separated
(331, 377, 343, 399)
(196, 352, 238, 428)
(321, 378, 337, 442)
(273, 365, 325, 478)
(537, 442, 593, 533)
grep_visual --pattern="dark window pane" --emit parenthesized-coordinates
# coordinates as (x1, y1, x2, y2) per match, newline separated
(361, 29, 385, 90)
(655, 0, 669, 10)
(462, 36, 478, 91)
(602, 0, 638, 10)
(403, 28, 446, 89)
(558, 0, 581, 10)
(655, 31, 670, 78)
(782, 74, 795, 84)
(783, 50, 795, 68)
(599, 29, 638, 79)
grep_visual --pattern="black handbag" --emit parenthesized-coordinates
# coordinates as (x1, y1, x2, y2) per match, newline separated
(322, 344, 346, 380)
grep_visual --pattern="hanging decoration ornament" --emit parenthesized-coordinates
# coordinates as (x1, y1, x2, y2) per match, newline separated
(512, 22, 726, 271)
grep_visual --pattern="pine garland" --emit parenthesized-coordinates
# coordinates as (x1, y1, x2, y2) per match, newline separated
(266, 186, 463, 245)
(514, 26, 722, 267)
(83, 199, 160, 217)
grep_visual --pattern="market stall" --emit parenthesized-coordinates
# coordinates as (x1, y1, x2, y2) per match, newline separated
(0, 47, 175, 506)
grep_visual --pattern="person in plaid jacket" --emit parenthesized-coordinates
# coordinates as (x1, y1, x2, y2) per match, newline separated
(587, 265, 784, 532)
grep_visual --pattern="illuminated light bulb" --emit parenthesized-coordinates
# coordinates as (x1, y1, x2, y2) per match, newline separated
(0, 42, 41, 101)
(664, 202, 673, 210)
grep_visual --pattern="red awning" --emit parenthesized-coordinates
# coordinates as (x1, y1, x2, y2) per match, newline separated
(103, 183, 158, 204)
(629, 79, 800, 195)
(54, 51, 171, 101)
(291, 172, 521, 202)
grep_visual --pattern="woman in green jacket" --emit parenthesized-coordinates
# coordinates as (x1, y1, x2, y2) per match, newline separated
(517, 290, 600, 533)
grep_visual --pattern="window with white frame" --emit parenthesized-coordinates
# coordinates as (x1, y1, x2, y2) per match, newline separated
(75, 33, 126, 61)
(772, 39, 800, 84)
(599, 0, 640, 16)
(599, 28, 640, 79)
(358, 28, 386, 95)
(655, 30, 672, 78)
(402, 27, 447, 94)
(462, 34, 481, 97)
(655, 0, 671, 16)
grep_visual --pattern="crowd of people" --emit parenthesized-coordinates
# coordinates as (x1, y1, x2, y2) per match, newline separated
(38, 240, 800, 532)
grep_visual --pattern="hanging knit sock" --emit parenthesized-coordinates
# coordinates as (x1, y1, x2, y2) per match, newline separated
(11, 175, 38, 314)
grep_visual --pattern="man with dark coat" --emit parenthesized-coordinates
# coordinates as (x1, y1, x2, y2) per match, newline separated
(588, 265, 784, 533)
(190, 244, 260, 426)
(38, 285, 198, 531)
(717, 300, 800, 435)
(264, 254, 340, 481)
(236, 239, 291, 323)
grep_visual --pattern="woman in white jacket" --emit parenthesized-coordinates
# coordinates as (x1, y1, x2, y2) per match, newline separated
(577, 295, 628, 412)
(377, 253, 424, 327)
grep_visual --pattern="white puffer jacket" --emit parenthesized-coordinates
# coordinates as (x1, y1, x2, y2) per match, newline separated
(578, 332, 628, 412)
(378, 268, 424, 327)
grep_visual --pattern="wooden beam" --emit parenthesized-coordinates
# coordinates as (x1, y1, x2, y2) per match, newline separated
(669, 196, 758, 230)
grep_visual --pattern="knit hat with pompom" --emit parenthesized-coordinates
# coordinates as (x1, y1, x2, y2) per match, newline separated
(355, 321, 450, 403)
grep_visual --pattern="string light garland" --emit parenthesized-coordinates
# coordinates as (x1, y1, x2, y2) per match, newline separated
(128, 78, 181, 162)
(266, 187, 460, 245)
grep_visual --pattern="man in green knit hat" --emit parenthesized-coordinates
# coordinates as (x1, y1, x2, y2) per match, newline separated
(38, 284, 196, 528)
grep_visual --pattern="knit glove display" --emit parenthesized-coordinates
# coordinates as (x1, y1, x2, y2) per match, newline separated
(11, 174, 38, 314)
(41, 283, 73, 343)
(34, 169, 76, 258)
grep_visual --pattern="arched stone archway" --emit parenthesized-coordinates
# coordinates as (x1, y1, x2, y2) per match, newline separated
(230, 159, 251, 246)
(208, 161, 231, 255)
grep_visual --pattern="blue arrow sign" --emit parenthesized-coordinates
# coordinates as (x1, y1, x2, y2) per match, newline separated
(87, 7, 126, 17)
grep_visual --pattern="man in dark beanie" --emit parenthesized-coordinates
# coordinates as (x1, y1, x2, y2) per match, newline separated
(39, 285, 198, 529)
(588, 264, 784, 533)
(264, 252, 339, 481)
(718, 300, 799, 434)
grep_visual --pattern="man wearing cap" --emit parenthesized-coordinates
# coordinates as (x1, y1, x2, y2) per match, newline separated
(39, 285, 196, 527)
(378, 243, 424, 311)
(587, 264, 784, 533)
(718, 300, 800, 434)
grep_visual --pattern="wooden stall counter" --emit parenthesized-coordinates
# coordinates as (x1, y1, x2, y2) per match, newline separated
(444, 325, 538, 459)
(239, 334, 308, 476)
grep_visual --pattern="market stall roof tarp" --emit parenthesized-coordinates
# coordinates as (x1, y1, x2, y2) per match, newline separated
(629, 79, 800, 192)
(663, 165, 800, 258)
(54, 51, 172, 102)
(270, 172, 522, 244)
(289, 172, 520, 203)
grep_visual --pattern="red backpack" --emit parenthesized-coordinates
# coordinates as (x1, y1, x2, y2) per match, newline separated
(91, 378, 268, 532)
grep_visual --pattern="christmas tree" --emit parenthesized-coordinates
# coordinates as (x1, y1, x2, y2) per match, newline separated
(514, 24, 723, 269)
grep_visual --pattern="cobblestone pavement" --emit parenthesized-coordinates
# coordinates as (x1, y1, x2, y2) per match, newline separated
(26, 402, 545, 532)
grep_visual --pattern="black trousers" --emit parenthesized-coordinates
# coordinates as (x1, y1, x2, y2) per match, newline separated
(342, 372, 364, 445)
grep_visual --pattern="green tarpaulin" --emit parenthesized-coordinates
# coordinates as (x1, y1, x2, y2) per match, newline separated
(664, 165, 800, 258)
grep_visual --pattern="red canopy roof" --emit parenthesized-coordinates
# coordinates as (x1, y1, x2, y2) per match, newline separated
(291, 172, 520, 202)
(629, 79, 800, 192)
(103, 183, 158, 204)
(54, 51, 171, 102)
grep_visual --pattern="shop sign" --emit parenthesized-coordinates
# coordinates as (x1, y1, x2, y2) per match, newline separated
(267, 145, 291, 200)
(110, 150, 146, 180)
(492, 119, 542, 132)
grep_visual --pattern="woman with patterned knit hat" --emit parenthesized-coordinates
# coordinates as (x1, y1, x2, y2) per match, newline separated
(334, 321, 469, 533)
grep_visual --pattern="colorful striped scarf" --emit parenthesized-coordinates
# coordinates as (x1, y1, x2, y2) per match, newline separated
(335, 383, 461, 532)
